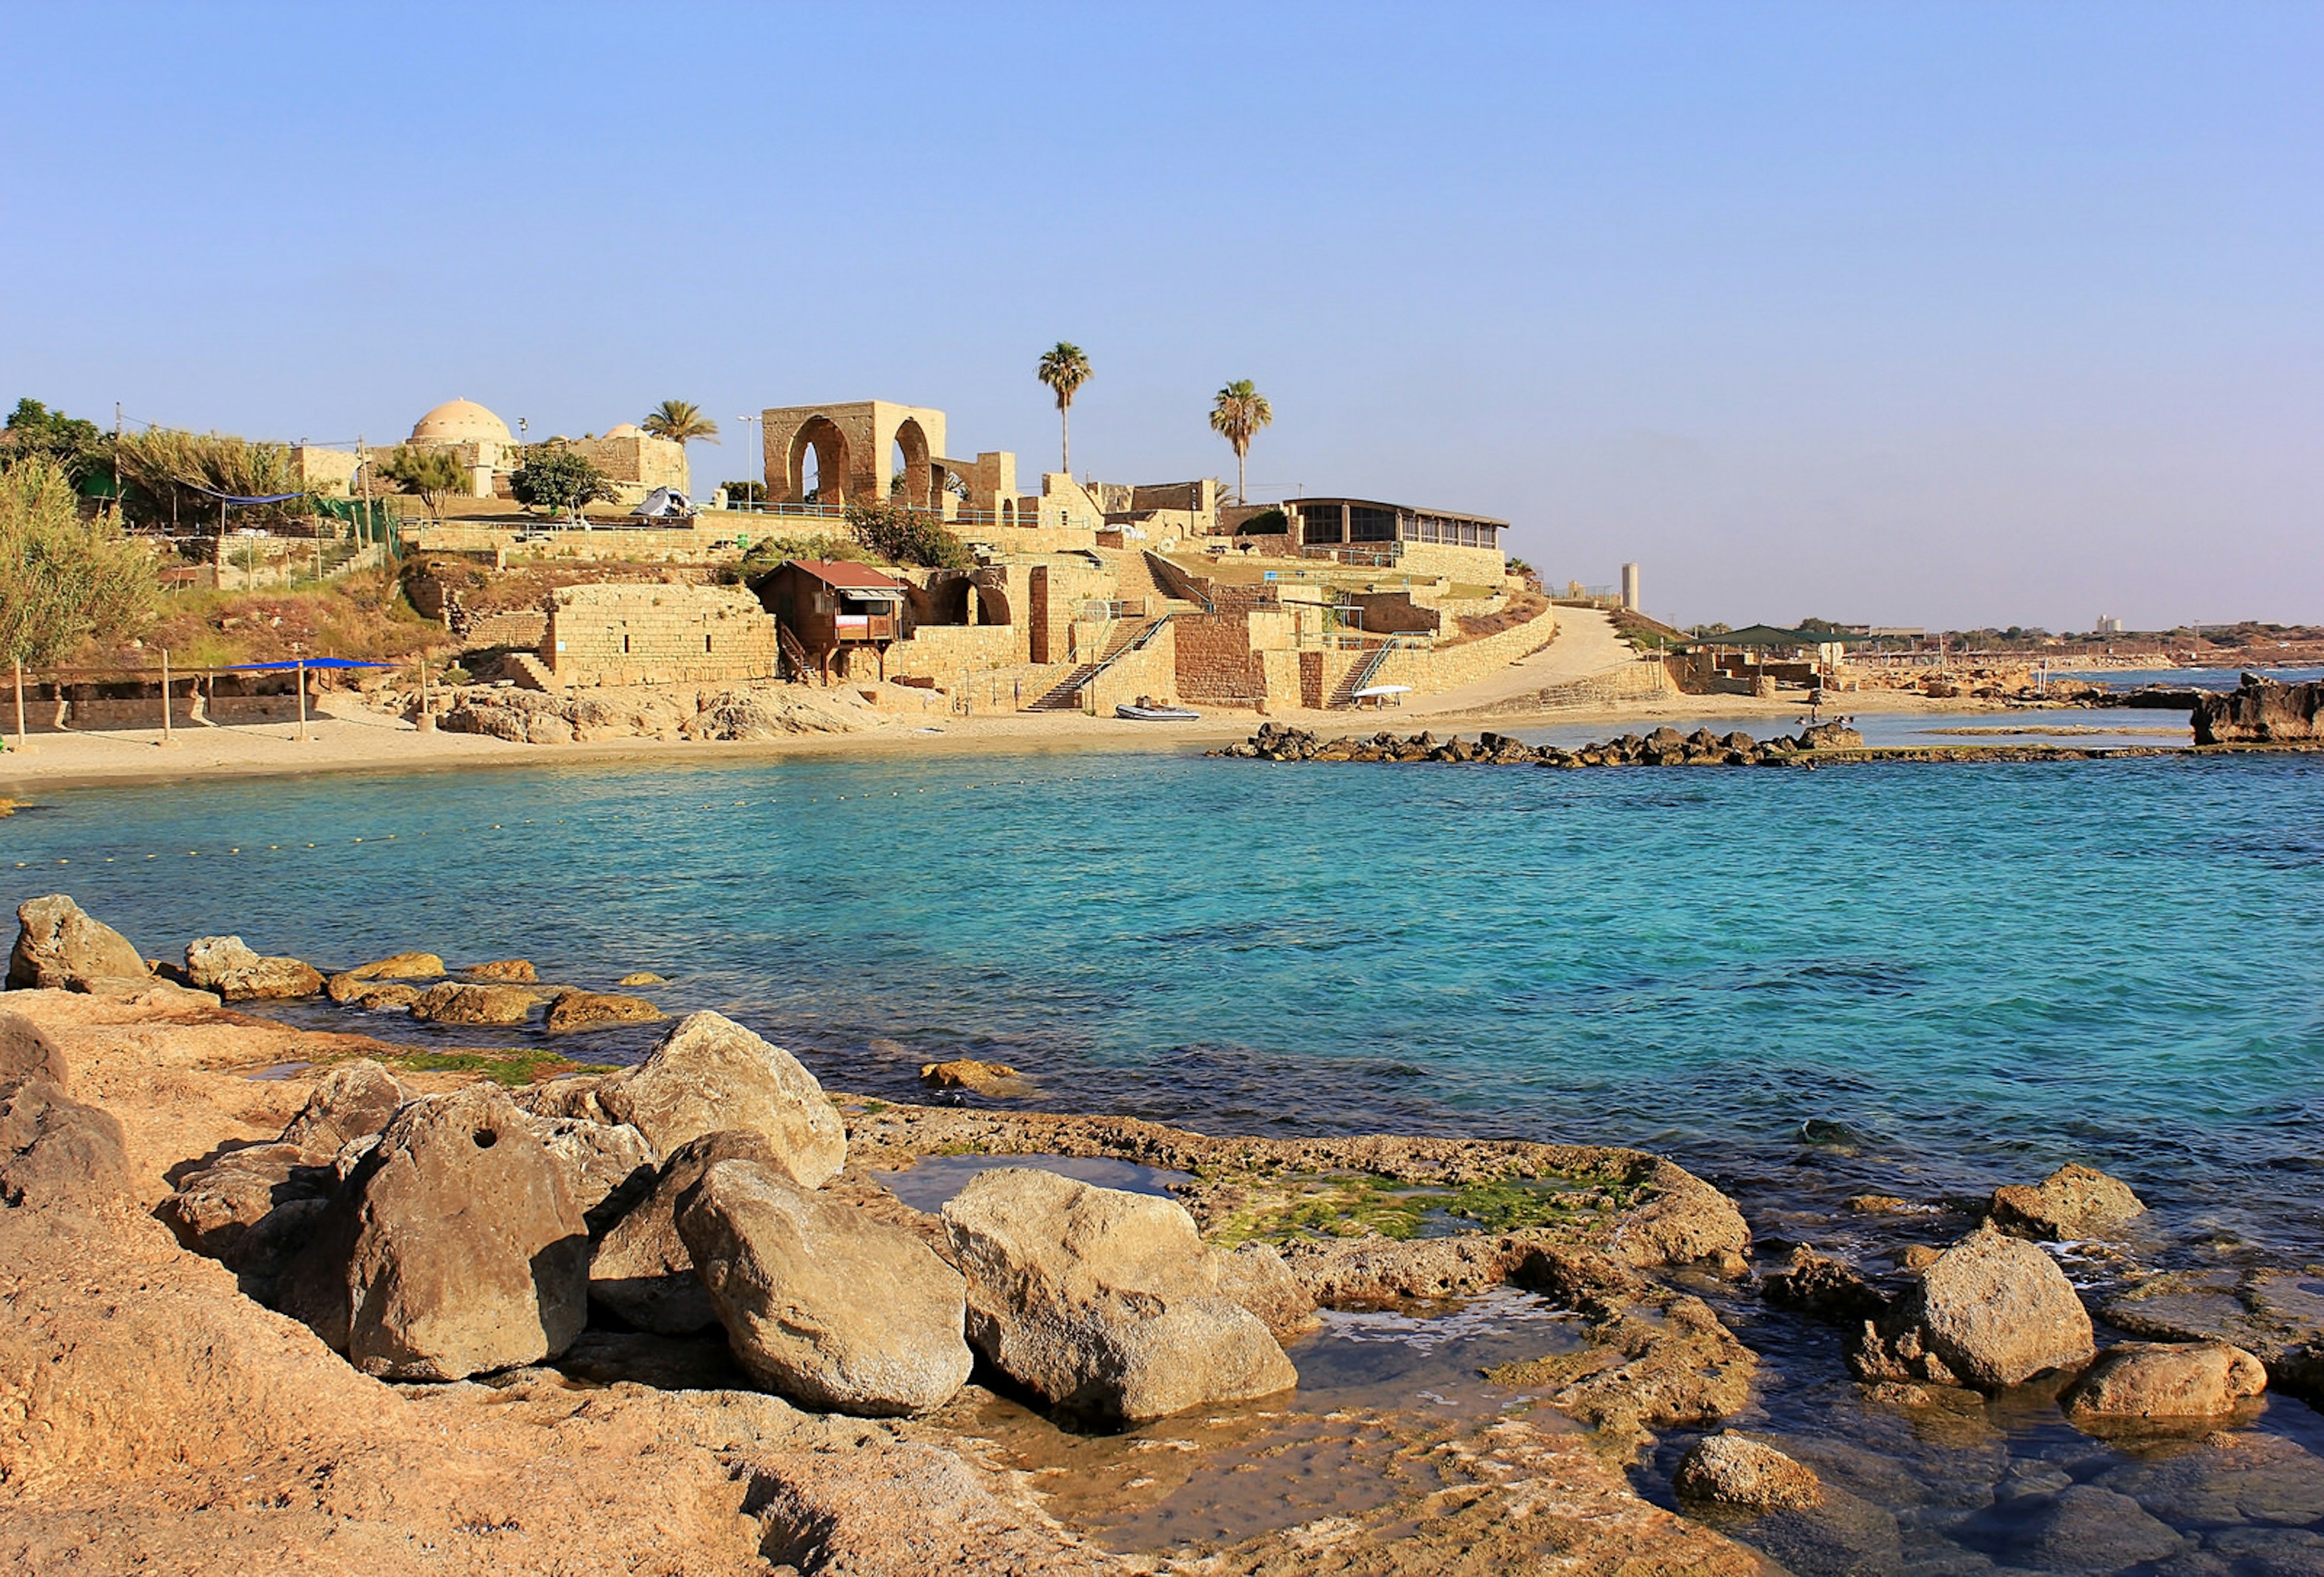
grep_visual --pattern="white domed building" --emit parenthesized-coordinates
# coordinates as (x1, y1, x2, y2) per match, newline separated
(404, 398, 520, 498)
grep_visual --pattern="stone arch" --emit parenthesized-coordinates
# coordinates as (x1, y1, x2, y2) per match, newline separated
(890, 417, 932, 509)
(974, 583, 1009, 626)
(788, 417, 851, 506)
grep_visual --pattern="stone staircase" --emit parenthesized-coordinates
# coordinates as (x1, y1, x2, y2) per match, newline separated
(505, 652, 560, 693)
(1327, 641, 1404, 709)
(1025, 617, 1165, 712)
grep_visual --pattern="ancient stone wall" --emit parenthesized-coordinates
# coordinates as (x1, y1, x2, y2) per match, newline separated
(882, 623, 1024, 681)
(545, 583, 778, 688)
(1173, 608, 1270, 706)
(567, 434, 688, 493)
(1371, 602, 1561, 695)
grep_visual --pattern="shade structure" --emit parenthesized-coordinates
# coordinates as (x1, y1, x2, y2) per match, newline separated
(221, 658, 393, 670)
(220, 658, 393, 739)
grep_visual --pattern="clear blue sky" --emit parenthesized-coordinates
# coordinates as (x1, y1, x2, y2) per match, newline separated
(3, 3, 2316, 631)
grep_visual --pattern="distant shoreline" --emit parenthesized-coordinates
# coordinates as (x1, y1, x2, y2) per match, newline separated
(0, 687, 2022, 793)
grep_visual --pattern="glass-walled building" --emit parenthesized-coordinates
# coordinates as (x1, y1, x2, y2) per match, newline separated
(1290, 497, 1507, 552)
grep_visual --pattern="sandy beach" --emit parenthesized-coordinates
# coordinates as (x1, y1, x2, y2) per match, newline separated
(0, 684, 2011, 793)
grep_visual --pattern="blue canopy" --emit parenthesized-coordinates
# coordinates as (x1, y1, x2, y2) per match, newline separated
(186, 484, 307, 505)
(222, 658, 393, 670)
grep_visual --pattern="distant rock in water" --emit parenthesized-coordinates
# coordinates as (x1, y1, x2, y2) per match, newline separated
(2191, 674, 2324, 745)
(1989, 1162, 2146, 1241)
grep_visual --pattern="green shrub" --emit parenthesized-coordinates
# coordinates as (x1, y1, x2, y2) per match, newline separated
(843, 503, 972, 569)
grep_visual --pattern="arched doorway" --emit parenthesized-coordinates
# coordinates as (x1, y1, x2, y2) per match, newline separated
(890, 418, 932, 510)
(789, 417, 850, 507)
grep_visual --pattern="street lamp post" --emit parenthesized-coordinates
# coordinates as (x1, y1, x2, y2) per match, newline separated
(736, 415, 763, 507)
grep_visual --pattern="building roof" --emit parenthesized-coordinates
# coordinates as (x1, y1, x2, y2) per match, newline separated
(1710, 624, 1863, 648)
(602, 422, 642, 438)
(786, 559, 907, 595)
(410, 398, 513, 447)
(1286, 496, 1509, 528)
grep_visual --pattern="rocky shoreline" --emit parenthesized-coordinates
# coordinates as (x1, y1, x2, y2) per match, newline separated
(7, 894, 2324, 1574)
(1209, 675, 2324, 770)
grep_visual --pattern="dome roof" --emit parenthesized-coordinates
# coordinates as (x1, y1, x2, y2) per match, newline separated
(410, 398, 513, 446)
(602, 422, 642, 439)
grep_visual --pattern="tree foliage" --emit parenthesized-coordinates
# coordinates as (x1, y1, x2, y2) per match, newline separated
(0, 456, 154, 666)
(844, 503, 972, 569)
(1, 399, 108, 485)
(642, 399, 720, 445)
(1209, 379, 1273, 503)
(509, 446, 615, 520)
(113, 427, 309, 531)
(1036, 342, 1091, 474)
(720, 479, 767, 503)
(379, 445, 472, 523)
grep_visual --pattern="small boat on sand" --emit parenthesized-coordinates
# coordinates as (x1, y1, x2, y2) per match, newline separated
(1116, 702, 1203, 721)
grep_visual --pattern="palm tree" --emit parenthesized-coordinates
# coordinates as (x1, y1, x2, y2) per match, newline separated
(641, 399, 720, 447)
(1035, 343, 1091, 475)
(1209, 380, 1272, 504)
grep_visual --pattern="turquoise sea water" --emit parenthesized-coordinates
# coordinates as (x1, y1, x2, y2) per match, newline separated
(7, 741, 2322, 1260)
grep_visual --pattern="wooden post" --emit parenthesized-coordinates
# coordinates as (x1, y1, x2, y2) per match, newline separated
(11, 657, 27, 755)
(157, 649, 178, 747)
(295, 658, 309, 741)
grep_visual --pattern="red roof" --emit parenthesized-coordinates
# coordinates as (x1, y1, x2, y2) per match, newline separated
(787, 559, 906, 592)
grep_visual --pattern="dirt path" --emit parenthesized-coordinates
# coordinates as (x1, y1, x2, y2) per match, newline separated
(1400, 606, 1646, 716)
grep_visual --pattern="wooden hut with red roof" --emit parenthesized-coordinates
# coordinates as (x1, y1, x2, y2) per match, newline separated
(755, 559, 908, 681)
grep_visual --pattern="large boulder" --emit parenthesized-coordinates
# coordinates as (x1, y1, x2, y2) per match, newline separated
(1215, 1240, 1321, 1340)
(156, 1141, 338, 1285)
(1989, 1162, 2145, 1240)
(8, 896, 148, 991)
(0, 1075, 132, 1213)
(462, 958, 538, 983)
(1673, 1433, 1822, 1512)
(343, 951, 446, 981)
(407, 980, 542, 1026)
(518, 1113, 657, 1233)
(940, 1167, 1298, 1421)
(277, 1082, 588, 1381)
(589, 1129, 784, 1334)
(184, 936, 324, 1002)
(159, 1061, 410, 1291)
(280, 1060, 408, 1153)
(1850, 1230, 2094, 1391)
(597, 1012, 847, 1185)
(0, 1012, 69, 1086)
(677, 1159, 972, 1415)
(2063, 1340, 2268, 1423)
(542, 990, 666, 1034)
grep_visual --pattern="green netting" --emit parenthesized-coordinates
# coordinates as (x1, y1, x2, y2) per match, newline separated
(307, 496, 401, 545)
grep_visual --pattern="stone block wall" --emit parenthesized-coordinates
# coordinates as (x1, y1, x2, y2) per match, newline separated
(1173, 609, 1269, 705)
(882, 623, 1024, 681)
(545, 583, 778, 687)
(1370, 603, 1560, 694)
(569, 434, 689, 493)
(1084, 623, 1179, 713)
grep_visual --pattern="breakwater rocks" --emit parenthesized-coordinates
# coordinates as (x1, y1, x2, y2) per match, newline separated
(1215, 718, 2198, 767)
(2192, 672, 2324, 746)
(1216, 718, 1868, 766)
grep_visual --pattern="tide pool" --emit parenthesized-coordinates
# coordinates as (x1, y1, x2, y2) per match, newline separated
(7, 743, 2322, 1257)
